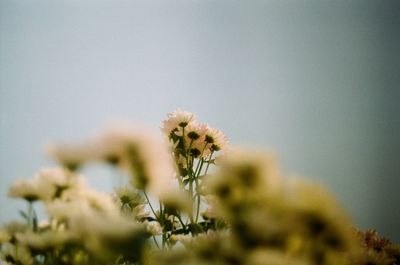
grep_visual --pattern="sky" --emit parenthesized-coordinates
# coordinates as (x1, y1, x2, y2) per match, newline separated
(0, 0, 399, 240)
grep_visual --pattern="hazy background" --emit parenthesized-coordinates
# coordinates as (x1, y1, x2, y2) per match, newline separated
(1, 0, 399, 240)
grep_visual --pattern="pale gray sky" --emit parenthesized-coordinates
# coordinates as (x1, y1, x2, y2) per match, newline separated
(1, 0, 399, 240)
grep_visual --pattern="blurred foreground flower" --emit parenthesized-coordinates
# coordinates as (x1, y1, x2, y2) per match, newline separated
(1, 110, 398, 265)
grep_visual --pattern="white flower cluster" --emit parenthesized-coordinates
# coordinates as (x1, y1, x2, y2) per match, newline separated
(47, 123, 175, 196)
(1, 110, 398, 265)
(162, 109, 228, 159)
(8, 168, 85, 202)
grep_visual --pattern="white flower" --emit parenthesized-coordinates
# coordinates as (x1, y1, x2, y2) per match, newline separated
(82, 189, 120, 214)
(143, 220, 163, 235)
(46, 188, 119, 221)
(159, 188, 193, 213)
(35, 167, 87, 200)
(70, 212, 146, 259)
(36, 167, 73, 189)
(169, 234, 193, 245)
(132, 204, 149, 220)
(8, 179, 42, 202)
(45, 200, 85, 221)
(16, 230, 77, 251)
(175, 122, 209, 157)
(8, 168, 87, 202)
(114, 187, 145, 208)
(161, 109, 196, 137)
(94, 123, 175, 195)
(204, 126, 229, 152)
(46, 142, 93, 170)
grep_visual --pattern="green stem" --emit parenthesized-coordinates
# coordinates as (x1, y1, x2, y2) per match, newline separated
(194, 143, 208, 176)
(204, 151, 214, 176)
(143, 192, 157, 218)
(188, 180, 194, 224)
(194, 192, 201, 223)
(27, 201, 33, 229)
(152, 236, 160, 249)
(177, 214, 186, 230)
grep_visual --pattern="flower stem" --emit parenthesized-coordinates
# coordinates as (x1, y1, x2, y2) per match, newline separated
(143, 191, 157, 218)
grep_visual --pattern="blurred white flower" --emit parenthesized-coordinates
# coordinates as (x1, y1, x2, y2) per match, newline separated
(46, 142, 93, 170)
(8, 179, 42, 202)
(36, 167, 87, 200)
(143, 220, 163, 235)
(46, 188, 119, 221)
(8, 168, 88, 202)
(170, 234, 193, 246)
(94, 123, 175, 195)
(16, 230, 77, 251)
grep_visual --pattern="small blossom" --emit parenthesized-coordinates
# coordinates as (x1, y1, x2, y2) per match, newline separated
(161, 109, 196, 138)
(204, 126, 229, 152)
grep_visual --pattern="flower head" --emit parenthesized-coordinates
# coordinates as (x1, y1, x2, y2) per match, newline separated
(204, 127, 229, 152)
(46, 142, 93, 171)
(161, 109, 196, 138)
(8, 179, 41, 202)
(94, 123, 175, 195)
